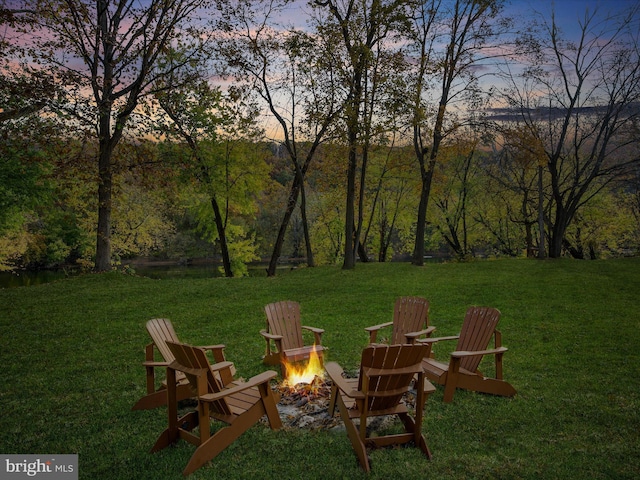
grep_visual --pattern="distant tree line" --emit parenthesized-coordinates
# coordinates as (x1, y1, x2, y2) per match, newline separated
(1, 0, 639, 276)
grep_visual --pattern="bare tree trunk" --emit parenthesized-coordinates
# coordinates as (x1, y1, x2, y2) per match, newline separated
(95, 144, 113, 271)
(356, 142, 370, 263)
(267, 175, 302, 276)
(210, 196, 233, 277)
(299, 179, 315, 267)
(549, 206, 568, 258)
(343, 144, 358, 269)
(413, 153, 436, 265)
(537, 164, 546, 259)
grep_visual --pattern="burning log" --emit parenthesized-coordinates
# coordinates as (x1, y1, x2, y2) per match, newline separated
(277, 375, 331, 407)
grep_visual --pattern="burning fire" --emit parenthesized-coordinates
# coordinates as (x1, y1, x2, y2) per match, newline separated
(282, 346, 325, 388)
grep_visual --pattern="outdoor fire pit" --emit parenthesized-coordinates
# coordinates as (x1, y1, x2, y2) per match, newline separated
(265, 350, 341, 430)
(273, 375, 339, 429)
(264, 350, 421, 431)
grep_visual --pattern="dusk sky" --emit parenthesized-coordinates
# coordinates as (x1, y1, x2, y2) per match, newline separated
(275, 1, 639, 46)
(259, 0, 640, 137)
(506, 0, 638, 34)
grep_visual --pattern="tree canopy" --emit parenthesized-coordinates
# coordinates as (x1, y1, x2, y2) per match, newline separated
(1, 0, 639, 274)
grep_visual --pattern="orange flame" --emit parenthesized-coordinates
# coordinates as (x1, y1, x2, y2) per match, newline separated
(282, 346, 325, 387)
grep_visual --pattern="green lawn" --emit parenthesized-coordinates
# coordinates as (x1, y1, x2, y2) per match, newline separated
(1, 258, 639, 479)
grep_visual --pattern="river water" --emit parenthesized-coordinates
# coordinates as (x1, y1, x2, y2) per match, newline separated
(0, 263, 274, 288)
(0, 256, 448, 288)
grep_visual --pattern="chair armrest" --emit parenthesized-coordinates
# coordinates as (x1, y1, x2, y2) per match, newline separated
(451, 346, 508, 358)
(364, 321, 392, 343)
(198, 344, 226, 350)
(201, 371, 278, 402)
(302, 325, 325, 342)
(197, 344, 226, 354)
(142, 361, 170, 367)
(207, 361, 235, 373)
(199, 344, 227, 363)
(417, 334, 460, 344)
(260, 330, 283, 341)
(144, 342, 156, 361)
(364, 321, 393, 333)
(325, 362, 364, 399)
(404, 326, 436, 340)
(302, 326, 324, 334)
(302, 325, 324, 344)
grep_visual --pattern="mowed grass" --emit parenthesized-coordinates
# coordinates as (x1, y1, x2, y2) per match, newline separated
(1, 258, 639, 479)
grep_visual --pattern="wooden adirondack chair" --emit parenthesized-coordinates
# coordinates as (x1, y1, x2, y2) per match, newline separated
(151, 341, 283, 476)
(365, 296, 435, 344)
(132, 318, 233, 410)
(325, 344, 436, 472)
(260, 301, 326, 376)
(420, 306, 516, 403)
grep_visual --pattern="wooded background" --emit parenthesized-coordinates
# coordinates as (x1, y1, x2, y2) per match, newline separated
(2, 0, 639, 276)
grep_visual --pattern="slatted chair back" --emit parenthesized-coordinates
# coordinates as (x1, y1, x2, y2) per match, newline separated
(146, 318, 180, 363)
(359, 343, 430, 412)
(391, 296, 430, 344)
(264, 301, 304, 351)
(165, 341, 231, 416)
(456, 306, 501, 373)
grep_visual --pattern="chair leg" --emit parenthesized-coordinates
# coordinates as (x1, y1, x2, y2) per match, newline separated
(132, 383, 193, 410)
(455, 375, 517, 398)
(151, 368, 198, 453)
(443, 357, 462, 403)
(182, 403, 265, 476)
(496, 351, 504, 380)
(416, 433, 432, 460)
(398, 413, 432, 460)
(328, 383, 338, 417)
(442, 377, 457, 403)
(150, 411, 199, 452)
(132, 389, 167, 411)
(258, 383, 283, 430)
(336, 395, 370, 472)
(150, 429, 173, 453)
